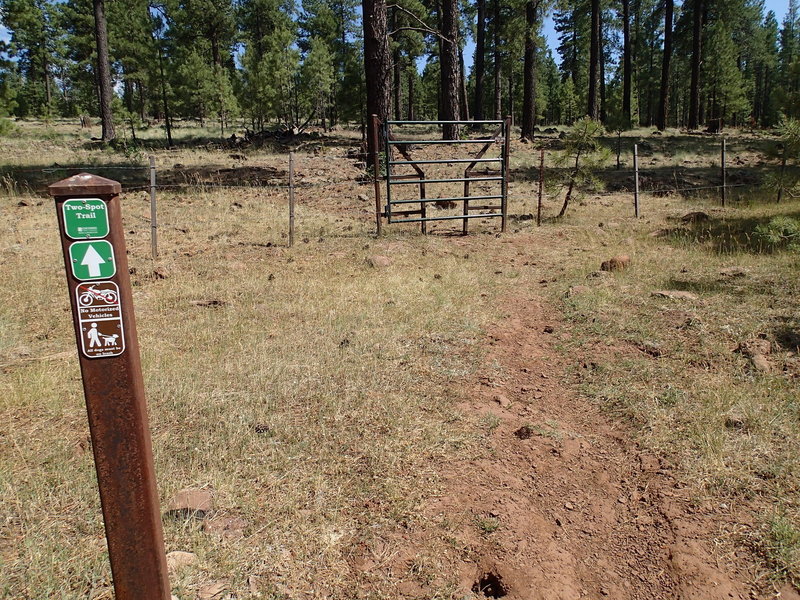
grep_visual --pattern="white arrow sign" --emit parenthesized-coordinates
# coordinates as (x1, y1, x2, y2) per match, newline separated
(81, 244, 106, 278)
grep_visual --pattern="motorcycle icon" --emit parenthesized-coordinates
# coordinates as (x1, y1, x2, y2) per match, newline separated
(78, 284, 119, 306)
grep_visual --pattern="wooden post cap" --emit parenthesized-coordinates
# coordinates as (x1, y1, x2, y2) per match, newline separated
(48, 172, 122, 197)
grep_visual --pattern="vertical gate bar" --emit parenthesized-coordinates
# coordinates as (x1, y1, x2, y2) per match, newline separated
(501, 116, 511, 233)
(419, 178, 427, 234)
(149, 156, 157, 259)
(463, 171, 470, 235)
(370, 114, 382, 236)
(633, 143, 640, 218)
(384, 118, 392, 224)
(288, 152, 295, 247)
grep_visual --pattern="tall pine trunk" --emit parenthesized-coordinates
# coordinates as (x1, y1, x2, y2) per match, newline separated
(588, 0, 600, 120)
(441, 0, 460, 138)
(493, 0, 502, 119)
(93, 0, 115, 142)
(392, 7, 402, 120)
(622, 0, 632, 128)
(363, 0, 391, 156)
(459, 48, 470, 121)
(657, 0, 673, 130)
(521, 0, 537, 140)
(474, 0, 486, 120)
(407, 69, 415, 120)
(689, 0, 703, 130)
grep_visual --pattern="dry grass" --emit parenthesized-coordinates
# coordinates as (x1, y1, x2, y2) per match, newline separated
(2, 120, 799, 597)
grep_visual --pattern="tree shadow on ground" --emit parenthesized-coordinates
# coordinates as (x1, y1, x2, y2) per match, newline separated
(665, 209, 800, 254)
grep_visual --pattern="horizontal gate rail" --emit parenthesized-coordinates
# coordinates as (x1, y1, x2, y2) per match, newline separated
(390, 194, 502, 205)
(391, 213, 502, 224)
(386, 120, 504, 125)
(389, 176, 502, 185)
(389, 158, 502, 166)
(388, 139, 497, 145)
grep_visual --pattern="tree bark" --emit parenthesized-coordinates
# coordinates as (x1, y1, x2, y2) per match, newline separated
(392, 7, 402, 120)
(474, 0, 486, 120)
(441, 0, 460, 138)
(407, 68, 415, 120)
(493, 0, 502, 119)
(588, 0, 600, 120)
(656, 0, 673, 130)
(622, 0, 632, 128)
(363, 0, 391, 156)
(521, 0, 537, 140)
(459, 48, 470, 121)
(93, 0, 115, 142)
(689, 0, 703, 130)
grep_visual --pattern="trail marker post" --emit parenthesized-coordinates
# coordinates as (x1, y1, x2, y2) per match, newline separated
(49, 173, 170, 600)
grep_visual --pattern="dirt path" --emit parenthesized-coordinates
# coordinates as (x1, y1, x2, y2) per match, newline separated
(362, 293, 774, 600)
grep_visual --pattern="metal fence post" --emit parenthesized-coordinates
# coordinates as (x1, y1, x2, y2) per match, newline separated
(721, 138, 727, 207)
(633, 144, 640, 218)
(288, 152, 295, 247)
(49, 173, 170, 600)
(149, 156, 157, 259)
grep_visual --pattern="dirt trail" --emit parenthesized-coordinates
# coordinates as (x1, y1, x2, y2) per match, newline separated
(365, 293, 772, 600)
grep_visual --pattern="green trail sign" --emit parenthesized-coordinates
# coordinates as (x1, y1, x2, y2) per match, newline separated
(69, 240, 116, 281)
(63, 198, 109, 239)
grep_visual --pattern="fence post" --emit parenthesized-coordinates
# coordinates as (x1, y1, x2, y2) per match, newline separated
(633, 144, 640, 218)
(721, 138, 726, 207)
(370, 114, 383, 237)
(288, 152, 295, 248)
(149, 156, 157, 259)
(537, 148, 544, 227)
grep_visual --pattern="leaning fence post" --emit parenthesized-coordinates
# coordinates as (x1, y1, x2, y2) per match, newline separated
(537, 147, 544, 227)
(370, 114, 383, 237)
(149, 156, 157, 259)
(633, 143, 640, 218)
(288, 152, 295, 248)
(721, 138, 727, 207)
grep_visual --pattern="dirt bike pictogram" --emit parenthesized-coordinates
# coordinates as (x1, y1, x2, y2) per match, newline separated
(78, 284, 119, 306)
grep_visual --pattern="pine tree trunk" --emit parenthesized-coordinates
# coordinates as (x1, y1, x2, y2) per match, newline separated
(363, 0, 391, 156)
(392, 7, 401, 120)
(474, 0, 486, 120)
(588, 0, 600, 120)
(599, 13, 606, 122)
(689, 0, 703, 130)
(622, 0, 632, 128)
(521, 0, 537, 140)
(441, 0, 460, 138)
(93, 0, 115, 142)
(493, 0, 502, 119)
(407, 69, 415, 120)
(657, 0, 673, 130)
(459, 48, 470, 121)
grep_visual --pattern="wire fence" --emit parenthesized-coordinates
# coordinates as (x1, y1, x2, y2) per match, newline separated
(2, 139, 788, 255)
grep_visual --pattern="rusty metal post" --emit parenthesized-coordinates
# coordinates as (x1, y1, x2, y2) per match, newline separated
(370, 114, 383, 236)
(537, 148, 544, 227)
(149, 156, 158, 259)
(501, 116, 512, 233)
(288, 152, 295, 247)
(48, 173, 170, 600)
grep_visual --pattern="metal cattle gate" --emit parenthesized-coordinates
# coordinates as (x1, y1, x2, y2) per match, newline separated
(374, 117, 511, 235)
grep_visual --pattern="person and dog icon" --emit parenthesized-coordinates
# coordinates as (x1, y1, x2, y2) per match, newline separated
(87, 322, 120, 348)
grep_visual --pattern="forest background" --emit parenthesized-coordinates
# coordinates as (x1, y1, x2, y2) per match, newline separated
(1, 0, 799, 147)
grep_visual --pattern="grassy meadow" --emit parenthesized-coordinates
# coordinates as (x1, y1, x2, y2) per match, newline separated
(1, 118, 798, 598)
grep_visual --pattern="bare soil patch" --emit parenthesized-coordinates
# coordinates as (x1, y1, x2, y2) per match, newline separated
(354, 291, 780, 599)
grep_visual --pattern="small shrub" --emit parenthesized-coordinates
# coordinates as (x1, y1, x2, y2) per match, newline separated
(753, 216, 800, 251)
(0, 118, 17, 136)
